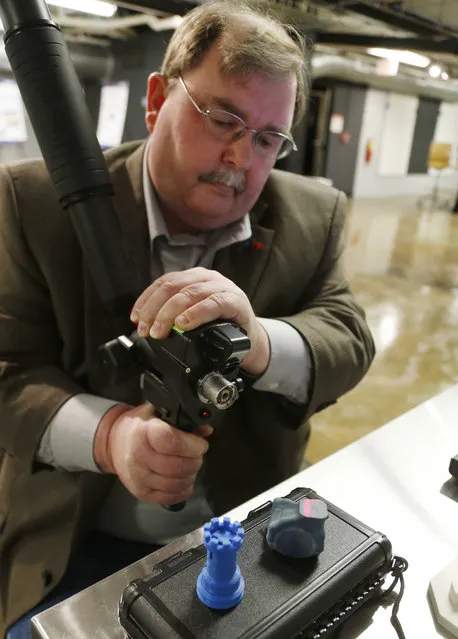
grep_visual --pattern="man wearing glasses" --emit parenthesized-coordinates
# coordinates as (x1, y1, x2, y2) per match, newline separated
(0, 2, 375, 636)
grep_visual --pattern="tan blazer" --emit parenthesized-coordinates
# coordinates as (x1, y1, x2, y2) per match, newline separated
(0, 141, 375, 634)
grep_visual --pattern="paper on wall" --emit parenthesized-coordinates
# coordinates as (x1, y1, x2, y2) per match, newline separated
(96, 80, 130, 149)
(0, 78, 28, 143)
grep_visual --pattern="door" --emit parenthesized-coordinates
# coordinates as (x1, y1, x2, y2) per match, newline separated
(303, 88, 332, 177)
(408, 97, 441, 174)
(324, 84, 366, 196)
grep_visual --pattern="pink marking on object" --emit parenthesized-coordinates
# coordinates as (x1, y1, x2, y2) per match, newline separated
(302, 500, 311, 518)
(302, 499, 320, 518)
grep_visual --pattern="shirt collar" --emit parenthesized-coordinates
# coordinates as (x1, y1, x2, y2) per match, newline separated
(141, 138, 252, 249)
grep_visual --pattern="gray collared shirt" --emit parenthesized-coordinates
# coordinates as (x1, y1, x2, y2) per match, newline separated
(37, 141, 311, 544)
(143, 155, 252, 275)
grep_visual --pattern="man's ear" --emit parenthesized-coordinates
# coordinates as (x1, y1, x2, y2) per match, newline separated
(145, 72, 167, 133)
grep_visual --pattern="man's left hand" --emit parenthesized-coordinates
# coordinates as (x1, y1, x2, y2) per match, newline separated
(130, 267, 270, 375)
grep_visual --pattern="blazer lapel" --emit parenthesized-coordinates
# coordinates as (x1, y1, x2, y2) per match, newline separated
(111, 142, 151, 293)
(213, 195, 276, 305)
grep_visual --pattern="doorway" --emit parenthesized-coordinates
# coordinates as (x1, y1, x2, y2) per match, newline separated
(324, 84, 367, 195)
(304, 88, 332, 178)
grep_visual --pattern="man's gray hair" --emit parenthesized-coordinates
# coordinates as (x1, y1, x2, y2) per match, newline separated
(161, 0, 309, 127)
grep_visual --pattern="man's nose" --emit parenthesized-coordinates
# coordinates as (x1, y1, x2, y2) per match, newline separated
(222, 131, 255, 170)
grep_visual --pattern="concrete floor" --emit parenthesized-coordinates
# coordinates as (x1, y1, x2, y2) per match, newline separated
(308, 196, 458, 463)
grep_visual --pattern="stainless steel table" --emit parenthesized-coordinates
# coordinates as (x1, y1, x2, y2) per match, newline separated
(32, 385, 458, 638)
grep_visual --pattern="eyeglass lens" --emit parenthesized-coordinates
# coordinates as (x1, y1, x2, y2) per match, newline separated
(204, 109, 292, 159)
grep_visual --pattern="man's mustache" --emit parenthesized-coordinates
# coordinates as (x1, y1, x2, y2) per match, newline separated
(198, 171, 245, 195)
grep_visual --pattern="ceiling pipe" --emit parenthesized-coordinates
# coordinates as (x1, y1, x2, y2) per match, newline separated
(113, 0, 200, 15)
(314, 0, 458, 38)
(312, 55, 458, 102)
(55, 12, 183, 33)
(315, 33, 458, 55)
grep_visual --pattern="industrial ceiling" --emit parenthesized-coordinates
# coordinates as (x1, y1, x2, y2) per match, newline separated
(3, 0, 458, 80)
(398, 0, 458, 30)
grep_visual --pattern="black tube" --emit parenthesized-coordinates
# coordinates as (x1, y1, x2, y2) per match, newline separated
(0, 0, 49, 24)
(0, 0, 141, 322)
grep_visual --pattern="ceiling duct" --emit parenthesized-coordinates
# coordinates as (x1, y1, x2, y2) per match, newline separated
(113, 0, 311, 22)
(312, 55, 458, 102)
(55, 12, 184, 34)
(113, 0, 201, 16)
(241, 0, 312, 25)
(314, 0, 458, 38)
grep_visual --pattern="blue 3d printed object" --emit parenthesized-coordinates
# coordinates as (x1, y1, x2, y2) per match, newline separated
(197, 517, 245, 610)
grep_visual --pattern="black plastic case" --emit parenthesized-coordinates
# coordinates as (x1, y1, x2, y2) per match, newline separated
(118, 487, 393, 639)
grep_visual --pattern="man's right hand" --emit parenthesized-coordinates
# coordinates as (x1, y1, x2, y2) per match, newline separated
(94, 403, 212, 506)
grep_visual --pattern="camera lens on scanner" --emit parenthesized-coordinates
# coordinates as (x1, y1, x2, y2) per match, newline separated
(197, 372, 239, 410)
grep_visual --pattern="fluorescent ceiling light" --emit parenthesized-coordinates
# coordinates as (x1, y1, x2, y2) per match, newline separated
(367, 48, 430, 69)
(48, 1, 117, 17)
(0, 1, 116, 24)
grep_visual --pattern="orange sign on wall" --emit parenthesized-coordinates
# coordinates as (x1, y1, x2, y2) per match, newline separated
(365, 140, 374, 164)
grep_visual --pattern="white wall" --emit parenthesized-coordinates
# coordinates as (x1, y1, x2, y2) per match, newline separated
(353, 89, 458, 199)
(378, 94, 418, 177)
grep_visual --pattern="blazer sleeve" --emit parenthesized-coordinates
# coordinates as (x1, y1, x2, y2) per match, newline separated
(0, 166, 83, 469)
(280, 190, 376, 421)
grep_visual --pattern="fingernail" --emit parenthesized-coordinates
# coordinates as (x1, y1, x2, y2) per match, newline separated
(199, 425, 214, 437)
(137, 321, 148, 337)
(130, 309, 139, 323)
(150, 320, 163, 339)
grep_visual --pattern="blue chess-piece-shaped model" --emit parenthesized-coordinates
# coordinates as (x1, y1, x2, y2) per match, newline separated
(197, 517, 245, 609)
